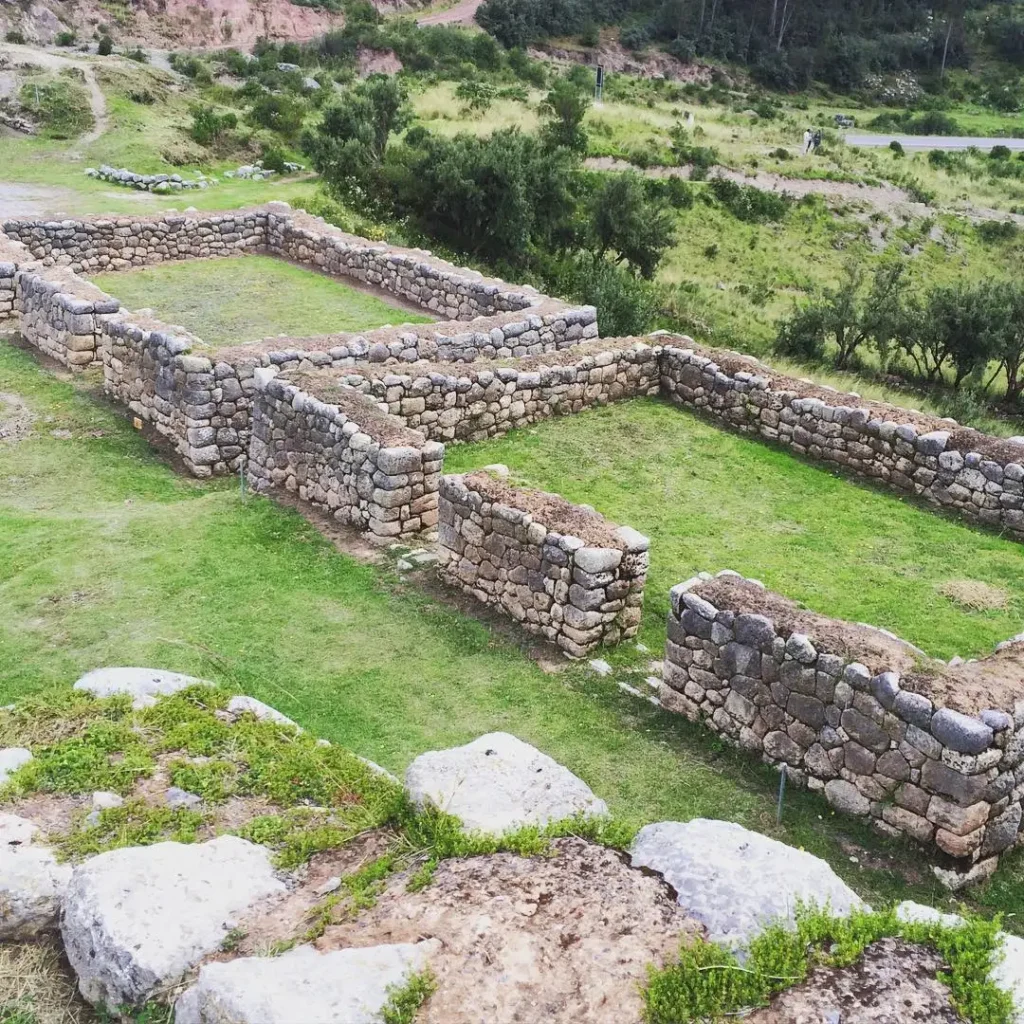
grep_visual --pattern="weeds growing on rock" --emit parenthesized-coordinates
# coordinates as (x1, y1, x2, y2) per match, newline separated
(52, 800, 205, 859)
(642, 906, 1014, 1024)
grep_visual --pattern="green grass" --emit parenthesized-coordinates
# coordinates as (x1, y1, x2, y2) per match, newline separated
(6, 338, 1024, 924)
(444, 398, 1024, 662)
(87, 255, 433, 348)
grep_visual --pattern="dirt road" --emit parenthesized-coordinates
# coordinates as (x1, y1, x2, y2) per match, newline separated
(417, 0, 483, 27)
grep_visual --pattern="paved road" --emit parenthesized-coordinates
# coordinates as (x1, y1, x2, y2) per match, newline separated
(845, 133, 1024, 152)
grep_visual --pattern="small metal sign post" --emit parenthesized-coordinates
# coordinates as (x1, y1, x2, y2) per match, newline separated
(595, 65, 605, 104)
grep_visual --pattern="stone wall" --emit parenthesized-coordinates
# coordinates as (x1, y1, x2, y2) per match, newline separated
(660, 571, 1024, 885)
(100, 319, 256, 477)
(0, 259, 15, 322)
(660, 341, 1024, 540)
(248, 374, 444, 542)
(13, 267, 120, 368)
(437, 471, 649, 655)
(337, 340, 662, 442)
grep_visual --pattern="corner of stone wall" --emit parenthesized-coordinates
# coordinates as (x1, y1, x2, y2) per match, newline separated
(660, 569, 1024, 888)
(437, 472, 648, 655)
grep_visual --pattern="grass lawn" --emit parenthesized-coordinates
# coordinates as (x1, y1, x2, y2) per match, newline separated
(88, 255, 433, 347)
(443, 398, 1024, 663)
(4, 339, 1024, 926)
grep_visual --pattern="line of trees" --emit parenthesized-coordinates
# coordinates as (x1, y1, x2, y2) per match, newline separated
(775, 263, 1024, 403)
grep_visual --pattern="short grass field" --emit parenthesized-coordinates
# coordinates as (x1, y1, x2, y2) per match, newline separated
(5, 338, 1024, 925)
(88, 255, 433, 347)
(444, 399, 1024, 663)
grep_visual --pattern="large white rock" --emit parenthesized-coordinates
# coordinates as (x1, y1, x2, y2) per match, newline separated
(897, 901, 1024, 1020)
(0, 813, 73, 940)
(630, 819, 866, 948)
(0, 746, 32, 786)
(404, 732, 608, 836)
(175, 941, 437, 1024)
(73, 667, 208, 708)
(61, 837, 285, 1008)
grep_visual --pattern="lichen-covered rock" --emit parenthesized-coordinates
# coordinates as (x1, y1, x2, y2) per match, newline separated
(61, 837, 285, 1008)
(405, 732, 608, 836)
(631, 819, 866, 948)
(0, 813, 73, 940)
(226, 695, 299, 728)
(175, 941, 437, 1024)
(73, 667, 208, 708)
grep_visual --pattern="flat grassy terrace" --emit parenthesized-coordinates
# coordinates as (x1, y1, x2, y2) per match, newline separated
(88, 255, 433, 348)
(2, 339, 1024, 926)
(444, 399, 1024, 663)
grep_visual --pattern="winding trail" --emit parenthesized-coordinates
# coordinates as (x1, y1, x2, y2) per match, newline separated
(1, 42, 109, 146)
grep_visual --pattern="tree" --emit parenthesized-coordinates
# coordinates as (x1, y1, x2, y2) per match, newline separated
(539, 77, 590, 154)
(302, 76, 410, 209)
(774, 261, 910, 369)
(915, 282, 1001, 388)
(981, 281, 1024, 401)
(590, 172, 676, 278)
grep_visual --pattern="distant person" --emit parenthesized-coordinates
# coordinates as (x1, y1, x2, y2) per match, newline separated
(803, 128, 812, 154)
(813, 128, 822, 152)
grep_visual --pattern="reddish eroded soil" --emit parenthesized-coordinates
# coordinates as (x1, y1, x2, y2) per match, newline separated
(463, 470, 625, 548)
(747, 938, 965, 1023)
(320, 838, 699, 1024)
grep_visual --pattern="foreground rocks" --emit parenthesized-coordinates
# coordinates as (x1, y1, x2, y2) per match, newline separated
(61, 837, 285, 1007)
(73, 666, 209, 708)
(0, 813, 72, 940)
(175, 941, 437, 1024)
(404, 731, 609, 835)
(630, 818, 866, 947)
(321, 837, 698, 1024)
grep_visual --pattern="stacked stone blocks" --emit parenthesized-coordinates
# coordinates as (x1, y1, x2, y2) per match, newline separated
(661, 572, 1024, 884)
(437, 472, 649, 655)
(247, 375, 444, 542)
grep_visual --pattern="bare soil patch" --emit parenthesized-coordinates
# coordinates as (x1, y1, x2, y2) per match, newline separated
(357, 46, 403, 76)
(320, 837, 699, 1024)
(0, 391, 33, 443)
(747, 938, 964, 1023)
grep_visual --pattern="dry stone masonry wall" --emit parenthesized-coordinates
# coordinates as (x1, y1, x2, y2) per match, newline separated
(660, 571, 1024, 885)
(437, 471, 649, 655)
(661, 341, 1024, 540)
(247, 374, 444, 542)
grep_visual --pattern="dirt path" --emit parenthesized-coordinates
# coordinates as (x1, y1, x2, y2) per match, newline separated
(1, 42, 108, 145)
(416, 0, 483, 26)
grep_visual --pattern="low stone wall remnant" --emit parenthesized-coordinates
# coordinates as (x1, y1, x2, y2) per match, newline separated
(247, 373, 444, 542)
(660, 571, 1024, 885)
(438, 470, 648, 655)
(660, 341, 1024, 540)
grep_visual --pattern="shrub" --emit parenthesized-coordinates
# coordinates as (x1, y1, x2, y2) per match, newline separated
(97, 35, 113, 56)
(126, 46, 148, 63)
(707, 177, 790, 223)
(578, 22, 599, 47)
(978, 220, 1019, 244)
(991, 144, 1012, 160)
(770, 147, 791, 161)
(5, 30, 26, 44)
(189, 103, 238, 146)
(889, 139, 904, 157)
(248, 92, 307, 141)
(19, 78, 94, 139)
(260, 144, 289, 174)
(55, 30, 76, 46)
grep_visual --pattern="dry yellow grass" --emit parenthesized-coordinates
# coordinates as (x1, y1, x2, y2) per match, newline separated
(0, 941, 94, 1024)
(937, 579, 1011, 611)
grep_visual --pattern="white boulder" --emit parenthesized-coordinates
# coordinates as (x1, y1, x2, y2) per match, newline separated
(0, 746, 32, 786)
(897, 901, 1024, 1019)
(630, 819, 866, 948)
(0, 813, 73, 939)
(226, 695, 299, 728)
(73, 667, 208, 708)
(61, 836, 285, 1008)
(404, 732, 608, 836)
(175, 941, 437, 1024)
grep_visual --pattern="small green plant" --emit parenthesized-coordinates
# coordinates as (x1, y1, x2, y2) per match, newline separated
(55, 30, 77, 46)
(97, 35, 113, 56)
(381, 968, 437, 1024)
(5, 29, 26, 44)
(126, 46, 148, 63)
(52, 800, 205, 859)
(642, 906, 1013, 1024)
(889, 139, 905, 157)
(220, 926, 247, 952)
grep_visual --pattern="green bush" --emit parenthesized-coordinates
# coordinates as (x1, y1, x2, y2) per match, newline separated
(889, 139, 904, 157)
(247, 92, 306, 141)
(55, 30, 76, 47)
(991, 144, 1013, 160)
(97, 35, 113, 56)
(189, 103, 238, 146)
(5, 29, 26, 44)
(707, 176, 791, 222)
(126, 46, 148, 63)
(260, 145, 289, 174)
